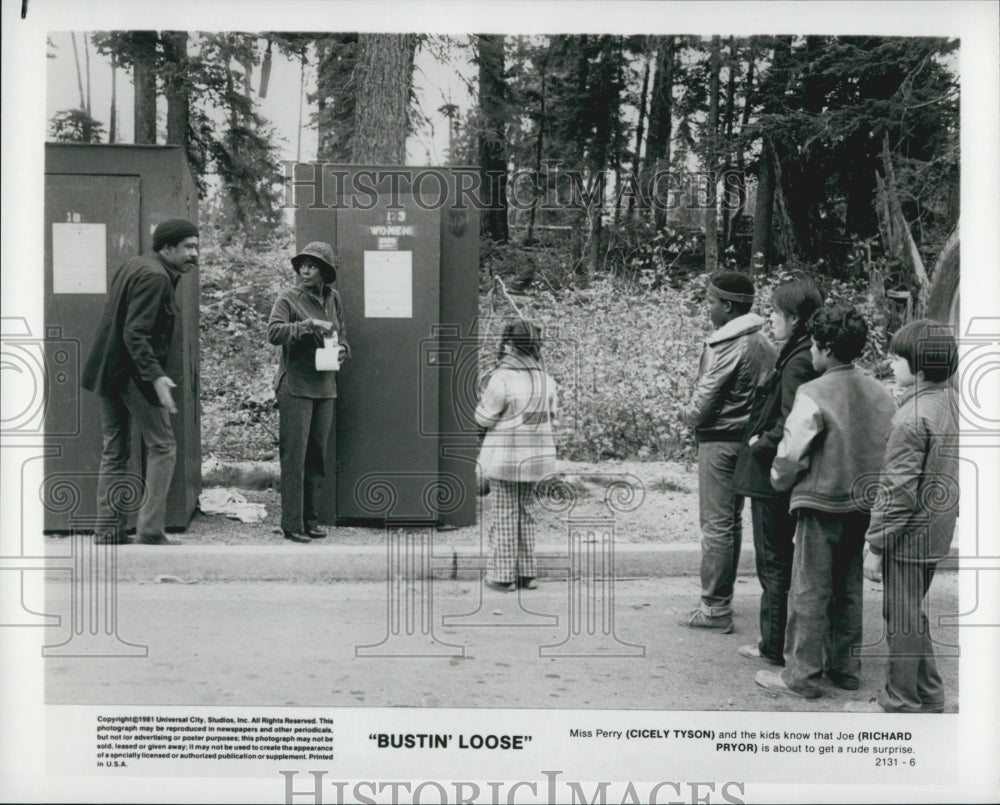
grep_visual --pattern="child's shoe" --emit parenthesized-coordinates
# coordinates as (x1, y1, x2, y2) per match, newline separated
(754, 670, 820, 699)
(484, 579, 516, 592)
(677, 608, 734, 634)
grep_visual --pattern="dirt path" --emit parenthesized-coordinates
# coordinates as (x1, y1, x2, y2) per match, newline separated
(148, 460, 750, 547)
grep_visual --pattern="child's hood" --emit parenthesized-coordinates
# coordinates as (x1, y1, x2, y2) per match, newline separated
(706, 312, 768, 346)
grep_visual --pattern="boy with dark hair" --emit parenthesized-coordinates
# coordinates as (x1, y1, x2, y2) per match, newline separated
(755, 306, 895, 698)
(862, 320, 959, 713)
(678, 271, 775, 633)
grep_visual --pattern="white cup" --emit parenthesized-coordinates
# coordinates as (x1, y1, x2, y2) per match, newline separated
(315, 335, 341, 371)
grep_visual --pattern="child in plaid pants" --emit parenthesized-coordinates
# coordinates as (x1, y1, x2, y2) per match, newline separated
(475, 320, 558, 592)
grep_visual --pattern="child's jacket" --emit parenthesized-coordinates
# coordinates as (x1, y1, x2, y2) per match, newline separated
(732, 332, 817, 499)
(865, 381, 959, 563)
(475, 353, 558, 483)
(771, 364, 895, 513)
(684, 312, 776, 442)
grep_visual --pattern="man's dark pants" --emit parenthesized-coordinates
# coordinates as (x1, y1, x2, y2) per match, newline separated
(96, 379, 176, 542)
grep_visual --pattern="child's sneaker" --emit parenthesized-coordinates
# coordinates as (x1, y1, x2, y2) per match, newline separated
(677, 608, 734, 633)
(755, 670, 820, 699)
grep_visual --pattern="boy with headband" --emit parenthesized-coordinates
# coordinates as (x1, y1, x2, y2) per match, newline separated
(678, 271, 775, 634)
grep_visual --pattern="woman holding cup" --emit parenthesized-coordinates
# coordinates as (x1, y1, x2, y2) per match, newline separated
(267, 242, 349, 543)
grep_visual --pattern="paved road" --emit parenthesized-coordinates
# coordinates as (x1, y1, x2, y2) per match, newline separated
(43, 574, 959, 713)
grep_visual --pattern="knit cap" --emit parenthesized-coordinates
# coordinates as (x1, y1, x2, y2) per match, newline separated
(153, 218, 199, 251)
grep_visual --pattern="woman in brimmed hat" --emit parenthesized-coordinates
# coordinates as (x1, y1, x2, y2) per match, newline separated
(267, 242, 350, 543)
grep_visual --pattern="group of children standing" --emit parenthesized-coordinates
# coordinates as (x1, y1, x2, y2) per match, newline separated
(473, 270, 959, 714)
(679, 271, 959, 712)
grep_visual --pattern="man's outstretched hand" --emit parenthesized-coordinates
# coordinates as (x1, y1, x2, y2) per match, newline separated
(154, 376, 178, 414)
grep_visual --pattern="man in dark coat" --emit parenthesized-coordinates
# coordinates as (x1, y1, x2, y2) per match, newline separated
(81, 218, 199, 545)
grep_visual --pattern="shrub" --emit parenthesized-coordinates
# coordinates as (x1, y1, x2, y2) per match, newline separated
(199, 229, 895, 465)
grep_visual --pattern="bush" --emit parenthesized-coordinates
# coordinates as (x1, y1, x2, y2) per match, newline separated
(199, 231, 292, 461)
(478, 276, 708, 462)
(199, 229, 896, 465)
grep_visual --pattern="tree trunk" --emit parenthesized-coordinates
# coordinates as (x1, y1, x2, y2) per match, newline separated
(84, 33, 92, 113)
(478, 34, 509, 243)
(645, 36, 674, 229)
(70, 33, 86, 110)
(703, 36, 721, 273)
(879, 135, 931, 312)
(720, 37, 737, 250)
(926, 223, 959, 325)
(734, 44, 755, 219)
(131, 31, 158, 145)
(770, 144, 801, 264)
(587, 176, 603, 278)
(109, 52, 117, 144)
(163, 31, 190, 148)
(350, 34, 418, 163)
(526, 53, 547, 245)
(629, 47, 651, 216)
(750, 137, 774, 272)
(750, 36, 793, 270)
(297, 53, 306, 163)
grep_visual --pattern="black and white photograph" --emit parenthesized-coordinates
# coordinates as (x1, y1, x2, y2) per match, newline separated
(2, 1, 998, 803)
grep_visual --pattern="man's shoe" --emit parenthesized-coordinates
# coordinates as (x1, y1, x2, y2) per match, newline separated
(738, 644, 783, 665)
(94, 534, 132, 545)
(920, 702, 945, 714)
(754, 669, 819, 699)
(305, 524, 327, 539)
(824, 670, 860, 691)
(484, 579, 516, 592)
(138, 535, 178, 545)
(518, 577, 538, 590)
(283, 530, 311, 544)
(677, 608, 734, 634)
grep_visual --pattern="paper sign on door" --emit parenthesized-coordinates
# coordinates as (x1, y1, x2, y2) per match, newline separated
(364, 250, 412, 318)
(52, 223, 107, 294)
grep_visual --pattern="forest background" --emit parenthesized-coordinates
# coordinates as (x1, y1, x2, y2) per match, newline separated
(47, 32, 961, 465)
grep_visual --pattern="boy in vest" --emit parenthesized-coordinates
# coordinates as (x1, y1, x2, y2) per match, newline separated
(755, 307, 895, 698)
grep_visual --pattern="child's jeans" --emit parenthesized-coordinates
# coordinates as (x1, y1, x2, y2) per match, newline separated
(878, 557, 945, 712)
(751, 495, 796, 664)
(697, 442, 744, 617)
(782, 509, 868, 696)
